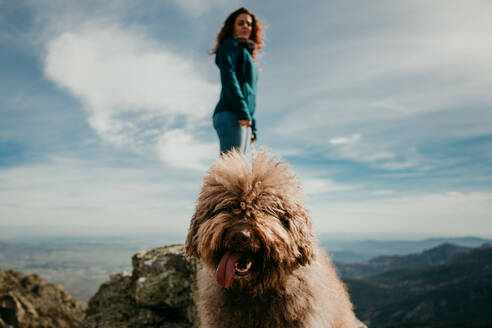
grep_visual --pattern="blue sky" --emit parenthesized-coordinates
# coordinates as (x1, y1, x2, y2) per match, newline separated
(1, 0, 491, 239)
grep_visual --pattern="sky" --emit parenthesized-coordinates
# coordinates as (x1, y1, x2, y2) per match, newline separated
(1, 0, 491, 240)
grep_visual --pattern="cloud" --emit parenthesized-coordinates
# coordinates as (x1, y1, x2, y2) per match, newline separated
(326, 137, 402, 168)
(302, 177, 360, 196)
(379, 161, 416, 171)
(311, 191, 492, 238)
(371, 190, 395, 196)
(0, 155, 200, 233)
(44, 23, 219, 169)
(329, 133, 361, 145)
(157, 129, 217, 171)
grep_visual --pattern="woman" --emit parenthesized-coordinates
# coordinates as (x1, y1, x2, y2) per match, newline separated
(211, 7, 264, 154)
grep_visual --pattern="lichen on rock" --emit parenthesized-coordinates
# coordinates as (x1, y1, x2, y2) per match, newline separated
(84, 243, 201, 328)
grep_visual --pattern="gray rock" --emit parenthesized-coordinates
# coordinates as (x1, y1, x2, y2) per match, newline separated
(133, 244, 199, 311)
(83, 272, 136, 328)
(0, 269, 87, 328)
(84, 244, 201, 328)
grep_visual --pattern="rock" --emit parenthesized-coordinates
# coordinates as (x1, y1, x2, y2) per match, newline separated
(84, 244, 201, 328)
(83, 272, 136, 327)
(133, 244, 197, 311)
(0, 269, 87, 328)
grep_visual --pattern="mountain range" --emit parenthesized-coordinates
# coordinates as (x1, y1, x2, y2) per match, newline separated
(322, 236, 491, 263)
(345, 244, 492, 327)
(336, 243, 477, 278)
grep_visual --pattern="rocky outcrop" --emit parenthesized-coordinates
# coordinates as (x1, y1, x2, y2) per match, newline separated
(0, 269, 87, 328)
(83, 244, 201, 328)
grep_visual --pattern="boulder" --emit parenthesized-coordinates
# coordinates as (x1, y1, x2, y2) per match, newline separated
(0, 269, 87, 328)
(84, 244, 201, 328)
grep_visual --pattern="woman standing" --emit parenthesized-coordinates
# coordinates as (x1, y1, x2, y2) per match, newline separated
(211, 7, 264, 154)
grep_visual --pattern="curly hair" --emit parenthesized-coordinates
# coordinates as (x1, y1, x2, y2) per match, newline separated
(211, 7, 264, 59)
(185, 149, 360, 327)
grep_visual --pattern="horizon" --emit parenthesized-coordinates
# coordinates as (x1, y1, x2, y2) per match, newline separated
(1, 225, 491, 243)
(1, 1, 492, 238)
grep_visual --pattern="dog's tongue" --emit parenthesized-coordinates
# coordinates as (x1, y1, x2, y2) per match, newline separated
(216, 252, 241, 289)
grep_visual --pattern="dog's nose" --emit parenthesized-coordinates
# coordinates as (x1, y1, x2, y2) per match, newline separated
(229, 230, 251, 246)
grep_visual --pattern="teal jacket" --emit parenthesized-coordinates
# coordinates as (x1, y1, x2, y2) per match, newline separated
(213, 38, 258, 138)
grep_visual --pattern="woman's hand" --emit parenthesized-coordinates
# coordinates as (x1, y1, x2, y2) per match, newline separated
(238, 120, 255, 142)
(238, 119, 251, 127)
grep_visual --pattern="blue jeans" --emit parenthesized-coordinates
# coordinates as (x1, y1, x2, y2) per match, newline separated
(213, 111, 251, 154)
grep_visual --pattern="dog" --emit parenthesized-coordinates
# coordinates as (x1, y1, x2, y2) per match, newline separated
(185, 150, 359, 327)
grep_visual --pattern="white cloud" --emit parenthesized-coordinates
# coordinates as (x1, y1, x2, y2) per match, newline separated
(157, 129, 217, 171)
(44, 23, 219, 169)
(379, 161, 416, 171)
(302, 177, 360, 196)
(329, 133, 361, 145)
(371, 190, 395, 196)
(327, 140, 402, 168)
(362, 151, 396, 162)
(0, 156, 201, 234)
(311, 191, 492, 238)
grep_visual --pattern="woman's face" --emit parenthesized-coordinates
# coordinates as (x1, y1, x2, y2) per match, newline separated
(233, 13, 253, 40)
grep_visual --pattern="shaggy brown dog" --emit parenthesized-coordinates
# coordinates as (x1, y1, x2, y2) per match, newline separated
(185, 150, 359, 327)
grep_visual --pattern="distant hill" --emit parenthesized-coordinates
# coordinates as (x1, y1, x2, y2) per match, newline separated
(0, 240, 139, 301)
(345, 245, 492, 327)
(336, 243, 472, 278)
(322, 236, 491, 263)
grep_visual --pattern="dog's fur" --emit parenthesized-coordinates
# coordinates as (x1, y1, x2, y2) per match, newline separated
(185, 150, 359, 327)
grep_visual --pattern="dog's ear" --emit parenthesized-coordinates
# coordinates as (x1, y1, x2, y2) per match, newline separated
(292, 211, 316, 266)
(185, 213, 200, 258)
